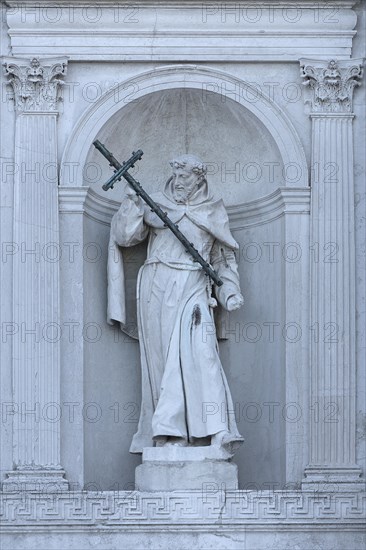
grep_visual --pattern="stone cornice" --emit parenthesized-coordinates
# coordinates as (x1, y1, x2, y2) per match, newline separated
(2, 56, 68, 112)
(299, 58, 364, 113)
(4, 1, 360, 6)
(4, 2, 357, 61)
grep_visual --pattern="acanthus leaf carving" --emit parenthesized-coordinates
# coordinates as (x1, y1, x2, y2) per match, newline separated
(3, 57, 68, 112)
(299, 58, 363, 113)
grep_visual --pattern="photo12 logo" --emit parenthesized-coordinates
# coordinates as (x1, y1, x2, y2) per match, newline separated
(5, 4, 140, 24)
(201, 3, 340, 24)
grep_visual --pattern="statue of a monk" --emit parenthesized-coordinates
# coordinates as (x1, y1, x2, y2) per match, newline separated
(107, 154, 244, 456)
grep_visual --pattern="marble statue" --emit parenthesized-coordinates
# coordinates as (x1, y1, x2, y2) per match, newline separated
(107, 154, 245, 456)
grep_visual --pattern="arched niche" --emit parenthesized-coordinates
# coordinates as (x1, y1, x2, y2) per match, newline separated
(85, 88, 285, 205)
(60, 65, 308, 198)
(59, 65, 310, 491)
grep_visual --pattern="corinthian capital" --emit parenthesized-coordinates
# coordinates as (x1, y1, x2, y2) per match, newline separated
(3, 57, 68, 112)
(299, 58, 363, 113)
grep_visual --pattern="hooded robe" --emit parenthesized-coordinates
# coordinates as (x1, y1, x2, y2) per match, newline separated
(107, 176, 244, 455)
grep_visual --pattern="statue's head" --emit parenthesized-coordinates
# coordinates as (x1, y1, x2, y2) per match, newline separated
(169, 154, 207, 203)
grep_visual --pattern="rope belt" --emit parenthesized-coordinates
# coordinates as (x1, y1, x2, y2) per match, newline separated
(144, 256, 203, 271)
(143, 256, 218, 308)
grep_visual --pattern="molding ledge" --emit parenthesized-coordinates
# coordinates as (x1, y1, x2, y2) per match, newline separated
(59, 186, 311, 228)
(4, 1, 358, 61)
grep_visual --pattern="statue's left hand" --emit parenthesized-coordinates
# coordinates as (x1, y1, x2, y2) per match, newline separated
(226, 293, 244, 311)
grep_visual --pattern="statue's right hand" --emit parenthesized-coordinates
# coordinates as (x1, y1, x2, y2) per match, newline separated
(125, 187, 139, 204)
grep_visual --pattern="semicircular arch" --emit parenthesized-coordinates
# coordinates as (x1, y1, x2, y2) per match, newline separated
(60, 65, 308, 189)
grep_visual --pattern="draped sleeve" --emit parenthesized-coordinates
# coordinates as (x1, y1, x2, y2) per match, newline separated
(110, 195, 149, 247)
(107, 196, 149, 327)
(210, 240, 242, 310)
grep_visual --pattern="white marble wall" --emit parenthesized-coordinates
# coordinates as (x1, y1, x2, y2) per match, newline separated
(0, 0, 365, 547)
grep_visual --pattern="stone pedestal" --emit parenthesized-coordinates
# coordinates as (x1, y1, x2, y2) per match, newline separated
(2, 469, 69, 493)
(135, 447, 239, 491)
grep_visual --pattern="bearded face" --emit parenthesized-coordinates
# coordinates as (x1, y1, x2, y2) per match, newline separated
(171, 165, 202, 203)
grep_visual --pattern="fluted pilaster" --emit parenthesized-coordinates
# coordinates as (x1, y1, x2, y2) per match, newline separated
(300, 58, 364, 491)
(2, 57, 68, 491)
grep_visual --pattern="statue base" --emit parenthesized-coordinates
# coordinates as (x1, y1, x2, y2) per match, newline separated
(135, 446, 238, 491)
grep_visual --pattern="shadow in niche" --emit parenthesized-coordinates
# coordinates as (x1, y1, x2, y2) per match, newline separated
(86, 88, 285, 205)
(82, 87, 288, 491)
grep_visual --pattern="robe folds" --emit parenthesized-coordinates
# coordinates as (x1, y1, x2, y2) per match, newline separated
(107, 178, 244, 454)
